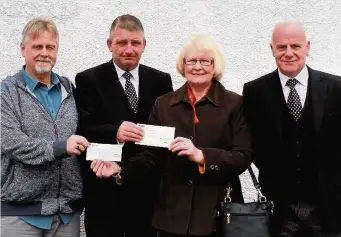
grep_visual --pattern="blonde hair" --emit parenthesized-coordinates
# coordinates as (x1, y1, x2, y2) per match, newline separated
(176, 34, 225, 80)
(21, 17, 59, 45)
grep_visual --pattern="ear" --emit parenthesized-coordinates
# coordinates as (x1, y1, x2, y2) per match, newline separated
(107, 40, 112, 52)
(270, 43, 275, 57)
(142, 39, 146, 52)
(20, 43, 25, 57)
(306, 40, 311, 56)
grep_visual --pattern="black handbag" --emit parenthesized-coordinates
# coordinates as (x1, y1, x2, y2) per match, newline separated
(218, 166, 274, 237)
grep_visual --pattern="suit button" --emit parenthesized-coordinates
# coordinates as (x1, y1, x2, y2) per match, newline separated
(188, 180, 193, 186)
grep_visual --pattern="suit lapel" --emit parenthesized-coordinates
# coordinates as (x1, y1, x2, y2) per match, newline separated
(264, 70, 286, 143)
(309, 67, 328, 133)
(101, 61, 129, 117)
(102, 60, 124, 94)
(137, 65, 152, 113)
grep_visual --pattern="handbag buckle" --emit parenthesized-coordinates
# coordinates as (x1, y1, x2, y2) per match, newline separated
(256, 188, 267, 203)
(224, 186, 232, 203)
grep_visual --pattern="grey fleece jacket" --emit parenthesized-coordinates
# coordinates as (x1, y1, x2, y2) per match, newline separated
(1, 72, 83, 216)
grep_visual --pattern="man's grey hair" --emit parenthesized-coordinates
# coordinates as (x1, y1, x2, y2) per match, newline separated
(108, 14, 144, 41)
(21, 17, 59, 46)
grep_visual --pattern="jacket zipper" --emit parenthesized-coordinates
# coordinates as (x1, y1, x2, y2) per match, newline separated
(54, 90, 71, 212)
(22, 85, 71, 211)
(225, 212, 267, 225)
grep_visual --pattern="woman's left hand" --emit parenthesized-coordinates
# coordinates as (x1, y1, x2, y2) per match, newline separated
(169, 137, 204, 164)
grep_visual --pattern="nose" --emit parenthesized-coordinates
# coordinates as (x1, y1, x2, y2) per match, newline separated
(124, 42, 134, 54)
(193, 61, 203, 69)
(40, 47, 48, 56)
(285, 46, 294, 57)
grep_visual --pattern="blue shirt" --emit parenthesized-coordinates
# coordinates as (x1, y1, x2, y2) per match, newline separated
(20, 68, 61, 120)
(19, 68, 72, 229)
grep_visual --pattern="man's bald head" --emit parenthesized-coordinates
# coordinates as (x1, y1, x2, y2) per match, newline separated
(272, 21, 307, 45)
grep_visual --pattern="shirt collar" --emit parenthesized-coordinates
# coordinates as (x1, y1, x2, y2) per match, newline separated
(113, 62, 139, 80)
(20, 67, 60, 92)
(20, 68, 38, 92)
(278, 65, 308, 89)
(50, 72, 59, 86)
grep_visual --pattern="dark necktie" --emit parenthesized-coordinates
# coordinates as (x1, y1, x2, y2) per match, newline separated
(123, 71, 138, 113)
(286, 79, 302, 121)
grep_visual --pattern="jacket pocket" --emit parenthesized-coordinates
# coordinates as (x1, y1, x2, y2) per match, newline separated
(3, 162, 56, 202)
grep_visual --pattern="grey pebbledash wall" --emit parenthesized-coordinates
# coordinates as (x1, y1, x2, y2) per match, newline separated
(1, 0, 341, 236)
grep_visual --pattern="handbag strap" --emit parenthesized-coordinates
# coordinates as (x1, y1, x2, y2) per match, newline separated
(225, 165, 268, 203)
(247, 166, 260, 190)
(247, 165, 267, 202)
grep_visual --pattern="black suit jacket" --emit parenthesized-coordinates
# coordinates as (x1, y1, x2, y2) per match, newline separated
(75, 60, 173, 219)
(242, 66, 341, 234)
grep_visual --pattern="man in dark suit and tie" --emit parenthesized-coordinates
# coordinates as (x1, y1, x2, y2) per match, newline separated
(243, 21, 341, 237)
(75, 14, 173, 237)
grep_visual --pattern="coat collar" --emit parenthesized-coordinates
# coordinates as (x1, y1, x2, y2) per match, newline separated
(169, 79, 222, 107)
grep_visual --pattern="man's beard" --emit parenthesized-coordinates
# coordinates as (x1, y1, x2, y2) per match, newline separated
(35, 63, 52, 74)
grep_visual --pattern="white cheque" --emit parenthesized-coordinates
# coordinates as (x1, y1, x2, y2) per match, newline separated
(136, 124, 175, 148)
(86, 143, 123, 161)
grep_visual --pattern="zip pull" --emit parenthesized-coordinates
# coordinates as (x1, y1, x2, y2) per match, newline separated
(226, 213, 231, 224)
(54, 123, 59, 139)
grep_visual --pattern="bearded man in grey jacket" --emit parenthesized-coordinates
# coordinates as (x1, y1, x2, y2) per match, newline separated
(1, 17, 89, 237)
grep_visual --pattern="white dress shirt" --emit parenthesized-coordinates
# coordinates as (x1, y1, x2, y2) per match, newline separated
(114, 62, 140, 98)
(278, 65, 309, 106)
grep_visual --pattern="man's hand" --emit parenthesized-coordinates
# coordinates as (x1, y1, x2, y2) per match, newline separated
(66, 135, 89, 155)
(90, 160, 120, 178)
(169, 137, 205, 165)
(117, 121, 144, 143)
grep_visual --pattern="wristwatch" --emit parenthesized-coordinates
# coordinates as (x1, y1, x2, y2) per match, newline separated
(112, 165, 122, 179)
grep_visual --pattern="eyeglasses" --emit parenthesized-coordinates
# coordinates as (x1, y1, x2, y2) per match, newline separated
(184, 59, 213, 66)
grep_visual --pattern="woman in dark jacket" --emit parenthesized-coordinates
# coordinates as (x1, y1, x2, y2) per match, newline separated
(91, 34, 252, 237)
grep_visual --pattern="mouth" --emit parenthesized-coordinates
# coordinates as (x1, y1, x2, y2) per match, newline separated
(282, 60, 297, 63)
(36, 56, 52, 62)
(191, 73, 205, 76)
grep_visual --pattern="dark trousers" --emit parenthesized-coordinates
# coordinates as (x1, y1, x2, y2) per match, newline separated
(275, 202, 341, 237)
(85, 211, 157, 237)
(158, 230, 219, 237)
(84, 212, 124, 237)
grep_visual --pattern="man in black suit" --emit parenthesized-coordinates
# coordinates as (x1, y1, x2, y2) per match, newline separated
(243, 21, 341, 237)
(75, 14, 173, 237)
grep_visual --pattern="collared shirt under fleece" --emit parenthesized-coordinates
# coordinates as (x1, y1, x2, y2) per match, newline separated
(18, 68, 72, 229)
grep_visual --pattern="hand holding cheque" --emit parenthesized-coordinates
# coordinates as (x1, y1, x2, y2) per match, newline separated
(88, 123, 205, 179)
